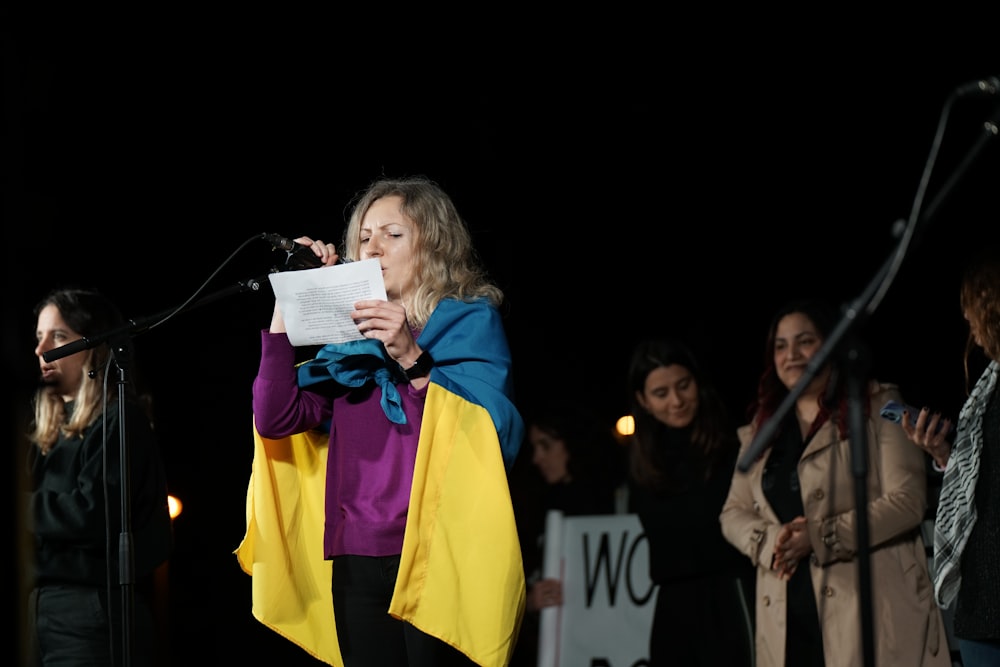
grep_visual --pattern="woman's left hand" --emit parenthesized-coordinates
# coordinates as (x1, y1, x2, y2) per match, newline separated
(900, 407, 953, 469)
(352, 299, 418, 364)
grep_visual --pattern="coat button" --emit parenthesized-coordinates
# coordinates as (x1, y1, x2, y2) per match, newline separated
(813, 489, 825, 500)
(822, 586, 834, 597)
(763, 595, 771, 606)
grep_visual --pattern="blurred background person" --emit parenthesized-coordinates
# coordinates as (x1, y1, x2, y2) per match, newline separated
(626, 337, 754, 667)
(901, 244, 1000, 667)
(509, 398, 625, 667)
(22, 287, 173, 667)
(720, 298, 950, 667)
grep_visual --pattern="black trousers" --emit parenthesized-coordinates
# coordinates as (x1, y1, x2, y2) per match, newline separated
(28, 583, 158, 667)
(331, 555, 477, 667)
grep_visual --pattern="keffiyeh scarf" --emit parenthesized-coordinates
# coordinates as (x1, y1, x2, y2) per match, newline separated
(933, 359, 999, 608)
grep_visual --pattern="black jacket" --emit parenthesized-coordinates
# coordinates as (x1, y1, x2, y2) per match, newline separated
(24, 398, 173, 589)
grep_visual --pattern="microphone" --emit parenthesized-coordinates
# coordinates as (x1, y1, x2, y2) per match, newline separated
(955, 76, 1000, 98)
(262, 233, 325, 270)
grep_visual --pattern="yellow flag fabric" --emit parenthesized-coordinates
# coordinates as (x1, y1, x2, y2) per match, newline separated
(235, 422, 341, 665)
(390, 386, 526, 667)
(235, 385, 525, 667)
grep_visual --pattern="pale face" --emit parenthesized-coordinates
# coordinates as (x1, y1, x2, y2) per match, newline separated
(773, 312, 828, 393)
(35, 303, 88, 401)
(359, 195, 417, 303)
(528, 424, 571, 485)
(636, 364, 699, 429)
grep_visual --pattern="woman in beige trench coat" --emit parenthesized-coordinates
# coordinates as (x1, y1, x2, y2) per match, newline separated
(720, 299, 951, 667)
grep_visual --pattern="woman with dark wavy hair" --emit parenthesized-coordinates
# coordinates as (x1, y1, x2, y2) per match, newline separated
(626, 337, 754, 667)
(901, 245, 1000, 667)
(720, 298, 950, 667)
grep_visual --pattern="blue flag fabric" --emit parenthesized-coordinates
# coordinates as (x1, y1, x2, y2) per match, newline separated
(297, 338, 406, 424)
(295, 297, 522, 470)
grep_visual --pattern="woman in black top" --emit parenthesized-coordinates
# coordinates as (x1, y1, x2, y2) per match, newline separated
(626, 338, 754, 667)
(23, 288, 173, 667)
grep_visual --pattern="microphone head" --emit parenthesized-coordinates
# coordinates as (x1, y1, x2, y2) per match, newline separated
(957, 76, 1000, 97)
(262, 233, 297, 252)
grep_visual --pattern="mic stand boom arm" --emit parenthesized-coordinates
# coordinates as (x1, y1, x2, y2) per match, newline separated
(42, 273, 272, 363)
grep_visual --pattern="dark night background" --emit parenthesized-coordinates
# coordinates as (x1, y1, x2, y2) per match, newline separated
(5, 10, 999, 665)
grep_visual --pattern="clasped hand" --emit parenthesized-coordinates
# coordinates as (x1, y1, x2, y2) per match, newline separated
(772, 516, 810, 581)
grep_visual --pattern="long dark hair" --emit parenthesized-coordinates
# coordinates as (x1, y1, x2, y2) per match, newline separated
(749, 298, 863, 442)
(627, 338, 738, 490)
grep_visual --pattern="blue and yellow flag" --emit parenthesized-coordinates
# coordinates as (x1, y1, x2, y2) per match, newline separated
(235, 298, 525, 667)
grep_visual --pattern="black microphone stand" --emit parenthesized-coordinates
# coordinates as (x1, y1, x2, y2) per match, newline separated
(107, 331, 136, 666)
(42, 272, 274, 666)
(736, 89, 999, 667)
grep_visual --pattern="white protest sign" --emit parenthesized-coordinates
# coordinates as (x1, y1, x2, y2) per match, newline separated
(538, 511, 656, 667)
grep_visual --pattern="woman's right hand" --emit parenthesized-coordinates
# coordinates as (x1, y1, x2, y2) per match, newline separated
(291, 236, 341, 266)
(901, 407, 953, 470)
(268, 236, 340, 334)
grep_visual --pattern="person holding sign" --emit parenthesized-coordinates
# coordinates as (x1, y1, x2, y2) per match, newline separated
(508, 399, 624, 666)
(240, 176, 524, 667)
(625, 338, 754, 666)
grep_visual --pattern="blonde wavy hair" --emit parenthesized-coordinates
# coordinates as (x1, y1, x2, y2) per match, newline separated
(339, 175, 503, 329)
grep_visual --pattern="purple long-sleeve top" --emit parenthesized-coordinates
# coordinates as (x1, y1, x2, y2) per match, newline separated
(252, 330, 428, 558)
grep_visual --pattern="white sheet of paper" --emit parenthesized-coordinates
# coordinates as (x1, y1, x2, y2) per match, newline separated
(267, 259, 387, 346)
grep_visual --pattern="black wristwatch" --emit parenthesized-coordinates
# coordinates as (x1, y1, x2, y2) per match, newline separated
(401, 351, 434, 381)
